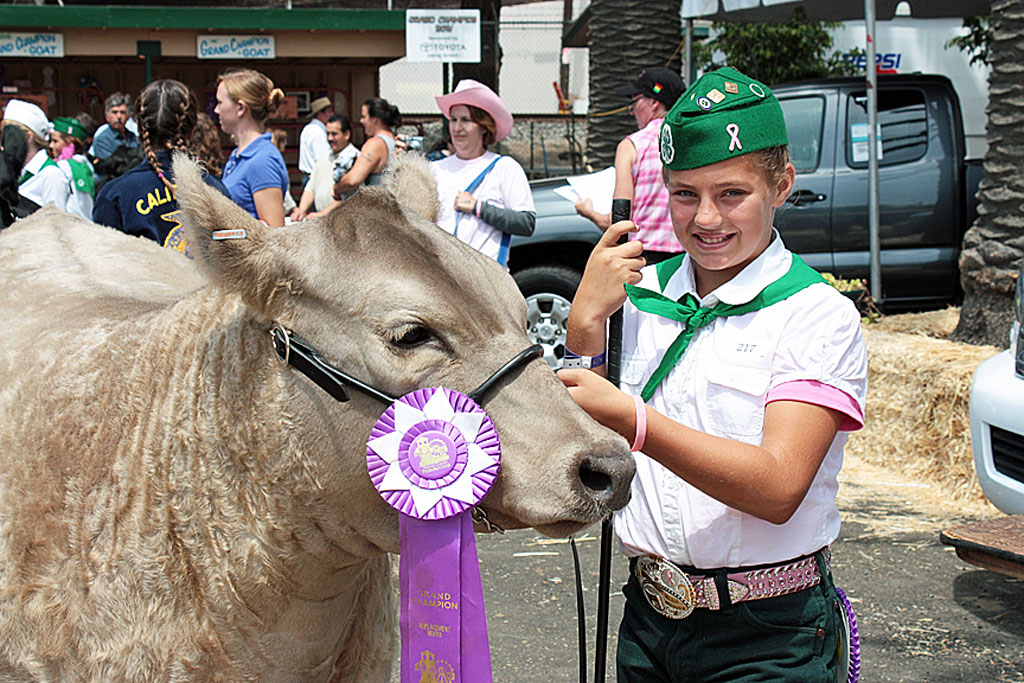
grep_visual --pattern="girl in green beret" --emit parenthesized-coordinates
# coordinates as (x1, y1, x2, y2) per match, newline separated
(561, 67, 867, 682)
(49, 115, 95, 219)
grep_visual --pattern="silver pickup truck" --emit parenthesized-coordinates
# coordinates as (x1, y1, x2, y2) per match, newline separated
(509, 74, 983, 368)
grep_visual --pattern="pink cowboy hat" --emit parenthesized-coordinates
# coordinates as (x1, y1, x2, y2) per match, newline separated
(435, 79, 514, 142)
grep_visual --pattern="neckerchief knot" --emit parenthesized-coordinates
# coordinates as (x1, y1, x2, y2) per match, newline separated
(624, 252, 827, 402)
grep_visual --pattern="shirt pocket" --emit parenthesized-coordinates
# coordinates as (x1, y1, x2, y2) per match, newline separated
(704, 361, 771, 438)
(619, 354, 655, 392)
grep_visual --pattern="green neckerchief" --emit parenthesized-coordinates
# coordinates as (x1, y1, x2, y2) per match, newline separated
(19, 156, 58, 185)
(624, 252, 825, 402)
(66, 158, 95, 197)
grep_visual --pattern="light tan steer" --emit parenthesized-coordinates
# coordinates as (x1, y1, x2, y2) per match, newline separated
(0, 155, 633, 681)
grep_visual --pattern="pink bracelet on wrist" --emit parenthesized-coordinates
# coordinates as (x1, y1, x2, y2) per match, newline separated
(630, 394, 647, 452)
(474, 200, 483, 218)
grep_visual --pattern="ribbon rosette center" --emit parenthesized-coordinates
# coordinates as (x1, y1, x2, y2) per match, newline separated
(367, 387, 500, 520)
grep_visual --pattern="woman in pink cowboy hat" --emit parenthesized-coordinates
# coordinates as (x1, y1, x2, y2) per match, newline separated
(430, 79, 535, 266)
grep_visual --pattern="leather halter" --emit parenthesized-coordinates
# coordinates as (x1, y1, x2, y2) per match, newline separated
(269, 324, 542, 533)
(269, 322, 543, 408)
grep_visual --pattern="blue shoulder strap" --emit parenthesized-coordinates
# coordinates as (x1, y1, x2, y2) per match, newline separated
(496, 232, 512, 267)
(454, 155, 502, 238)
(465, 155, 502, 193)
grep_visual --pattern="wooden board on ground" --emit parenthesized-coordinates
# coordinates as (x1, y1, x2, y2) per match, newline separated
(940, 514, 1024, 580)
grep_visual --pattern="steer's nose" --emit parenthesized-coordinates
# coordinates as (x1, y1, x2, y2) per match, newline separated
(578, 444, 635, 511)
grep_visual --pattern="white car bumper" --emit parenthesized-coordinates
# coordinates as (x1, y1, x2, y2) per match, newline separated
(970, 348, 1024, 514)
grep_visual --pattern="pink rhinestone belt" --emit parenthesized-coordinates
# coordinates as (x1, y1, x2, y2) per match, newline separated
(634, 549, 830, 620)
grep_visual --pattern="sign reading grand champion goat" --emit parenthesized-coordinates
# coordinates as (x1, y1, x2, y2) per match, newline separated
(0, 33, 63, 58)
(405, 9, 481, 63)
(196, 35, 275, 60)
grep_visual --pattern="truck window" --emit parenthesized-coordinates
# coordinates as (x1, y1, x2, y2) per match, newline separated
(778, 96, 825, 173)
(846, 89, 927, 168)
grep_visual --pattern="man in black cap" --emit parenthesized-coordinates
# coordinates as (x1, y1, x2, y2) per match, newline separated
(575, 66, 685, 263)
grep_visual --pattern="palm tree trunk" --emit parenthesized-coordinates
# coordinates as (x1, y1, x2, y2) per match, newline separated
(952, 0, 1024, 346)
(586, 0, 682, 168)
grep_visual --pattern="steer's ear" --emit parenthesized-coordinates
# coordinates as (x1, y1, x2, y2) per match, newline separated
(383, 152, 440, 224)
(173, 152, 291, 320)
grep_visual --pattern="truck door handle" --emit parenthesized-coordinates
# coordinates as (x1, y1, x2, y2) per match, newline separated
(787, 190, 827, 206)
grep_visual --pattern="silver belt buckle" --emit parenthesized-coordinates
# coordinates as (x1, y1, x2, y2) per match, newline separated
(635, 555, 695, 620)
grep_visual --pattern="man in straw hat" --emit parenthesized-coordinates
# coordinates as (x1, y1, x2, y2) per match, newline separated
(575, 66, 684, 264)
(2, 99, 69, 215)
(298, 95, 334, 185)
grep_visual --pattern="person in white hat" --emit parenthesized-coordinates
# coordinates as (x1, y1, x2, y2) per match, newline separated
(2, 99, 70, 214)
(429, 79, 535, 266)
(298, 95, 334, 183)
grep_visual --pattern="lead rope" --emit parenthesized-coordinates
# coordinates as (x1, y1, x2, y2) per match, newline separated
(571, 538, 587, 683)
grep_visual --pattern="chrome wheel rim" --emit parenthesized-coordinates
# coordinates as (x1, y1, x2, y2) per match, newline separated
(526, 292, 572, 369)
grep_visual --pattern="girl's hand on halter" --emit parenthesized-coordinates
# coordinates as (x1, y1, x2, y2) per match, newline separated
(454, 191, 476, 214)
(557, 369, 634, 441)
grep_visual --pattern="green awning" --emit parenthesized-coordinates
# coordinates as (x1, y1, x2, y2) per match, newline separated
(0, 5, 405, 32)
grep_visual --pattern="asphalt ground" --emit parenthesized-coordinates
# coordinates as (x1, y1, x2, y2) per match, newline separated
(465, 453, 1024, 682)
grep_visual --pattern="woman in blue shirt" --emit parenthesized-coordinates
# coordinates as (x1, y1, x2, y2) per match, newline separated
(215, 69, 288, 227)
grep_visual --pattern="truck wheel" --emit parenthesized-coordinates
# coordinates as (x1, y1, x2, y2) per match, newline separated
(513, 265, 581, 369)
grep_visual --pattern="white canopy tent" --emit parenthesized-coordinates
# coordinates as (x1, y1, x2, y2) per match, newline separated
(679, 0, 991, 302)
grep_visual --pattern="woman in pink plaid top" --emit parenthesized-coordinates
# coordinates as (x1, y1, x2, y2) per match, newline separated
(575, 67, 684, 263)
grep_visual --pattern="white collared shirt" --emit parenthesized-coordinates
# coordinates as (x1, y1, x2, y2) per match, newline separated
(19, 150, 70, 210)
(614, 233, 868, 569)
(298, 118, 331, 175)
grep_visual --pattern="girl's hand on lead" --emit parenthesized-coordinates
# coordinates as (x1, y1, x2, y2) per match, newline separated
(573, 219, 645, 325)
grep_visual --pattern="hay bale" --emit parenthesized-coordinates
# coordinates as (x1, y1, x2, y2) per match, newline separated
(847, 309, 1003, 503)
(868, 306, 961, 338)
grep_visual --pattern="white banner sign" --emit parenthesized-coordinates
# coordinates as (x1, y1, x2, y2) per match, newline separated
(197, 35, 275, 60)
(405, 9, 481, 63)
(0, 32, 64, 58)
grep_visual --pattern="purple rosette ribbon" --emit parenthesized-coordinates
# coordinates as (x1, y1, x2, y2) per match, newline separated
(367, 387, 500, 683)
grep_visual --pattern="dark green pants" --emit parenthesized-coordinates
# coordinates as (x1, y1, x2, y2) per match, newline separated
(617, 553, 840, 682)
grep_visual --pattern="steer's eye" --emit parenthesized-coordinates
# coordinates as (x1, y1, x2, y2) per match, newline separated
(395, 326, 431, 348)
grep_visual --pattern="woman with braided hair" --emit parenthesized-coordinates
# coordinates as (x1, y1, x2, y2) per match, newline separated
(93, 79, 228, 256)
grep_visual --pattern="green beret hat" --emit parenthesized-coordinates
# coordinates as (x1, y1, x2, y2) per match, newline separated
(660, 66, 788, 171)
(52, 116, 87, 142)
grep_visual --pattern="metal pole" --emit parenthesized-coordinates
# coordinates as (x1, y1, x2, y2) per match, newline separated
(594, 199, 632, 683)
(866, 0, 882, 302)
(560, 0, 573, 101)
(684, 19, 693, 86)
(593, 518, 613, 683)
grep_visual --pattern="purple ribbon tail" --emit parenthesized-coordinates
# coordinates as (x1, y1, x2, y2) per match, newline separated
(399, 514, 493, 683)
(459, 512, 493, 677)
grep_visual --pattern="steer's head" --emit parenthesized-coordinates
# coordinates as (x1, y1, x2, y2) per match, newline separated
(174, 153, 633, 555)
